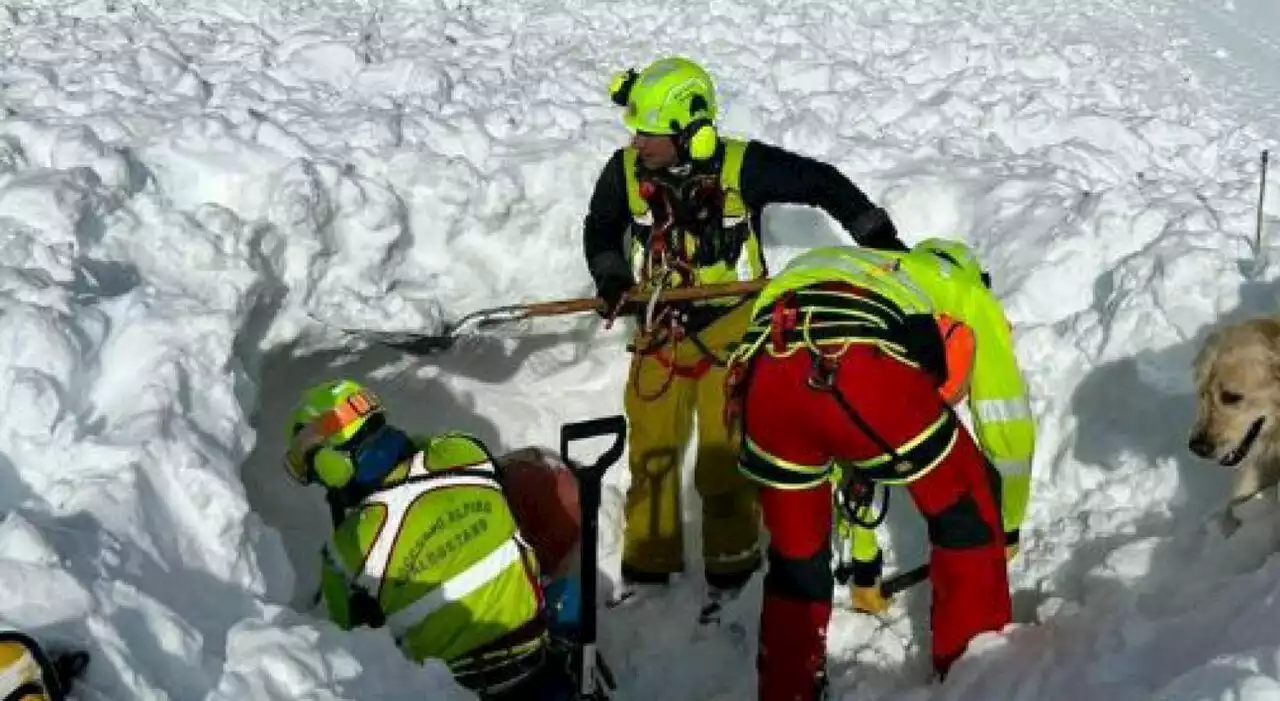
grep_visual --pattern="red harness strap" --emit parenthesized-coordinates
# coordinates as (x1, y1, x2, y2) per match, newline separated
(637, 323, 716, 379)
(770, 292, 798, 353)
(650, 348, 716, 379)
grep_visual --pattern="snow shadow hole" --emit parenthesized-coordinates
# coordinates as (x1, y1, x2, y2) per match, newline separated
(239, 340, 503, 608)
(0, 449, 34, 515)
(13, 506, 265, 701)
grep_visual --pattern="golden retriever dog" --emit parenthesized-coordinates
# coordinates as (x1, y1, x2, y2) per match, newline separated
(1189, 315, 1280, 534)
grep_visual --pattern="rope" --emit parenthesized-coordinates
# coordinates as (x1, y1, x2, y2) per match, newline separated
(628, 189, 728, 402)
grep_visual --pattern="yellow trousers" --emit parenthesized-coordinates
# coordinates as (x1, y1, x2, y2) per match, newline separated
(621, 302, 762, 586)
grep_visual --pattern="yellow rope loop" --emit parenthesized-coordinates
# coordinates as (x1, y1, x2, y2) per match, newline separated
(629, 350, 679, 402)
(800, 307, 855, 361)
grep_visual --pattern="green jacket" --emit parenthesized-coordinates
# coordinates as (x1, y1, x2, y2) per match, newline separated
(735, 244, 1036, 535)
(318, 432, 545, 671)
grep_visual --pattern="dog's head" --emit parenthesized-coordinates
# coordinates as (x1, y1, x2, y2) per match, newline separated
(1189, 318, 1280, 468)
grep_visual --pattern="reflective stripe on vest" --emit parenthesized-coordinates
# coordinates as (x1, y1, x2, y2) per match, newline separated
(972, 397, 1032, 424)
(757, 247, 934, 317)
(350, 453, 508, 600)
(991, 457, 1031, 476)
(385, 537, 524, 638)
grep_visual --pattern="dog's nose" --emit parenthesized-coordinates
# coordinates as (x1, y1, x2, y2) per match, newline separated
(1189, 434, 1214, 458)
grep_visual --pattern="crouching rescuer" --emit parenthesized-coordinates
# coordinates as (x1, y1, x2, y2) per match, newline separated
(723, 239, 1037, 700)
(283, 380, 576, 700)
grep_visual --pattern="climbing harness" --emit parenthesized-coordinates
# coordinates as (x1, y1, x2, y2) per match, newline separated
(830, 462, 889, 586)
(834, 463, 890, 531)
(626, 173, 739, 401)
(806, 350, 917, 483)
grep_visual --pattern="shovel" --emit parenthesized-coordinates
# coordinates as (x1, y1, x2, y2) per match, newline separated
(337, 279, 768, 356)
(561, 414, 628, 700)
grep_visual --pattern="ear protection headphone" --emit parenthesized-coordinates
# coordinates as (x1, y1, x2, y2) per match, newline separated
(305, 416, 415, 490)
(286, 391, 414, 491)
(609, 68, 719, 163)
(309, 438, 359, 489)
(679, 94, 718, 163)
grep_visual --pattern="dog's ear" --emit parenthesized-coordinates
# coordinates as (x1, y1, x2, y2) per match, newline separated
(1268, 338, 1280, 386)
(1193, 328, 1222, 388)
(1257, 319, 1280, 384)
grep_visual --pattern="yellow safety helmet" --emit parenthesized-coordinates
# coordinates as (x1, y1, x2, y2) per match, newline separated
(608, 56, 720, 162)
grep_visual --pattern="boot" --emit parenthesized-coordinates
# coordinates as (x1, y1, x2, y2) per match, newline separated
(850, 579, 891, 615)
(700, 566, 755, 624)
(606, 565, 672, 608)
(849, 552, 889, 615)
(757, 593, 831, 701)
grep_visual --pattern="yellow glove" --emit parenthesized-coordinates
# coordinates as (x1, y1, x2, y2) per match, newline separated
(851, 580, 892, 615)
(848, 554, 890, 615)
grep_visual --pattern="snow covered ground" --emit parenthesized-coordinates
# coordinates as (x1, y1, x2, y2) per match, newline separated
(2, 0, 1280, 699)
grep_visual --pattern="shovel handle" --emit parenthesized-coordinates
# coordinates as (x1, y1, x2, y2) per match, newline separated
(560, 415, 628, 478)
(522, 279, 769, 319)
(880, 563, 930, 598)
(561, 413, 628, 693)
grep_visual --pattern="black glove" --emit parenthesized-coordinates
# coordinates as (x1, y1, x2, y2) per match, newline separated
(588, 253, 634, 319)
(596, 274, 632, 318)
(849, 551, 890, 614)
(849, 550, 884, 588)
(1004, 528, 1020, 560)
(848, 206, 908, 252)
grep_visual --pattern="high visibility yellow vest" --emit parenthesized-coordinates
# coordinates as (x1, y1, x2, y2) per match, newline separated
(320, 433, 544, 672)
(622, 139, 766, 304)
(735, 245, 1036, 532)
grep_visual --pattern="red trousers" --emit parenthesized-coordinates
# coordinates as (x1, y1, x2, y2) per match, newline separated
(742, 344, 1011, 701)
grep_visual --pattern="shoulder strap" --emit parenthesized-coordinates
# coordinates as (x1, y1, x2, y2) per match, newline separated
(720, 138, 747, 192)
(621, 147, 646, 216)
(719, 139, 748, 218)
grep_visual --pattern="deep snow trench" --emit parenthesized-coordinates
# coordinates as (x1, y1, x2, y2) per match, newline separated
(3, 0, 1280, 700)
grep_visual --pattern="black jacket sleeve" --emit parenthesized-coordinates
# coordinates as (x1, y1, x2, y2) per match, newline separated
(738, 140, 908, 251)
(582, 149, 636, 287)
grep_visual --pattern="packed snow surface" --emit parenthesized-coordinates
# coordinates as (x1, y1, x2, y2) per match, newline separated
(2, 0, 1280, 699)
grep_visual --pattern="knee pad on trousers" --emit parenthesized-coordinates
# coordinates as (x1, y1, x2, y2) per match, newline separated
(765, 544, 833, 602)
(925, 493, 994, 550)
